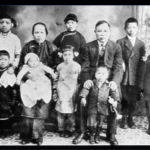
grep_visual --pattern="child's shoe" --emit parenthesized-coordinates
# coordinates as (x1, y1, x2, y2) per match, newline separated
(128, 116, 136, 129)
(94, 127, 101, 144)
(64, 130, 72, 138)
(148, 125, 150, 135)
(120, 115, 128, 129)
(89, 126, 95, 144)
(59, 131, 65, 137)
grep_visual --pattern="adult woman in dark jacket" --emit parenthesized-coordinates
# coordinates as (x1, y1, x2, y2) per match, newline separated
(18, 22, 57, 145)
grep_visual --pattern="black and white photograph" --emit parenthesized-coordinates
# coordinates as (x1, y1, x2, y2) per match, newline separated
(0, 5, 149, 146)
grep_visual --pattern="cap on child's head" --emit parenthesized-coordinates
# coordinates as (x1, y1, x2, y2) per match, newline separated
(0, 50, 10, 58)
(64, 14, 78, 23)
(62, 45, 75, 53)
(0, 14, 18, 28)
(124, 17, 138, 29)
(24, 53, 39, 64)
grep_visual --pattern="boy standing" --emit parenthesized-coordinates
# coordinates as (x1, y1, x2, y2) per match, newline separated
(117, 17, 146, 129)
(53, 13, 86, 66)
(0, 14, 21, 74)
(79, 65, 120, 145)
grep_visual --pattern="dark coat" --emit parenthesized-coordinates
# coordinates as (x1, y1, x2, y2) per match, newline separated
(79, 80, 120, 116)
(18, 40, 57, 69)
(143, 56, 150, 101)
(80, 39, 123, 85)
(117, 36, 146, 89)
(0, 68, 14, 119)
(53, 31, 86, 65)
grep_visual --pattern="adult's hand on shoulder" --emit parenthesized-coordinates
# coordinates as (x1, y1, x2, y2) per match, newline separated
(83, 80, 93, 89)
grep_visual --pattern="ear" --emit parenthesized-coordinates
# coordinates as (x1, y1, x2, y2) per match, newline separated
(11, 23, 14, 28)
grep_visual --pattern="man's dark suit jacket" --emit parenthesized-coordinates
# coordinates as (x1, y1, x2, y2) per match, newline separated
(117, 36, 146, 89)
(80, 39, 123, 85)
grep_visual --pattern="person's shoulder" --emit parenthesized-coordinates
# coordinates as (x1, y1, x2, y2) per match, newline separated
(10, 32, 20, 40)
(76, 31, 85, 37)
(45, 40, 57, 50)
(73, 61, 81, 67)
(23, 40, 35, 47)
(136, 38, 145, 45)
(116, 36, 126, 43)
(86, 40, 97, 46)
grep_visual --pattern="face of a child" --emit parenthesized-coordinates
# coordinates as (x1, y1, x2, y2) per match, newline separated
(125, 22, 138, 37)
(62, 50, 74, 64)
(33, 24, 47, 44)
(0, 55, 10, 68)
(27, 56, 39, 68)
(65, 20, 78, 32)
(0, 18, 13, 33)
(95, 67, 109, 82)
(95, 23, 110, 44)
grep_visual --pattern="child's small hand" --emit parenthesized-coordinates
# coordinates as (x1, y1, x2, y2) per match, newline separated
(81, 98, 86, 106)
(108, 96, 117, 108)
(112, 101, 117, 108)
(7, 67, 15, 75)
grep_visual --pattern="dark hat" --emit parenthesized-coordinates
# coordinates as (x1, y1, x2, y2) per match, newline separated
(0, 14, 18, 28)
(64, 14, 78, 23)
(0, 50, 10, 58)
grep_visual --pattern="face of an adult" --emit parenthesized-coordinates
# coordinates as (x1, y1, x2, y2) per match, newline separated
(33, 24, 47, 44)
(95, 23, 110, 43)
(0, 18, 13, 33)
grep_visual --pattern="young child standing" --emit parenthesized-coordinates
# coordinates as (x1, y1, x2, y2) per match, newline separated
(55, 45, 81, 138)
(16, 53, 57, 145)
(0, 14, 21, 74)
(0, 50, 16, 131)
(53, 13, 86, 66)
(117, 17, 146, 129)
(79, 65, 120, 145)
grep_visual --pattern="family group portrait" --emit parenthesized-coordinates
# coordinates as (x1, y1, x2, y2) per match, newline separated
(0, 5, 149, 146)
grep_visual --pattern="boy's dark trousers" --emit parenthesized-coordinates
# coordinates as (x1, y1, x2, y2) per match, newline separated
(87, 108, 118, 145)
(145, 100, 150, 134)
(121, 85, 140, 129)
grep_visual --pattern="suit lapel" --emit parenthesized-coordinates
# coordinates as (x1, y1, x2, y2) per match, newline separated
(124, 36, 134, 51)
(130, 38, 140, 58)
(104, 40, 113, 64)
(91, 40, 99, 58)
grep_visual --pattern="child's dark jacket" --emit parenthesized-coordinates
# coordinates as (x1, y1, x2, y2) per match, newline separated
(117, 36, 146, 89)
(79, 79, 120, 116)
(53, 31, 86, 65)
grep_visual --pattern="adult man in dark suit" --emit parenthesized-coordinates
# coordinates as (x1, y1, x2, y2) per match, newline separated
(72, 20, 123, 145)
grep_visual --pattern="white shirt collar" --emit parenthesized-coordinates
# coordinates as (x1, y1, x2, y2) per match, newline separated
(127, 35, 136, 46)
(0, 31, 12, 38)
(97, 40, 107, 47)
(127, 35, 136, 41)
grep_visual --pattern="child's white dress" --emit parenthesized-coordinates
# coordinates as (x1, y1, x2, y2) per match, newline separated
(17, 62, 54, 108)
(55, 61, 81, 113)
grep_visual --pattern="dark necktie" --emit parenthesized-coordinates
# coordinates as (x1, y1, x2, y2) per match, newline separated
(99, 44, 105, 56)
